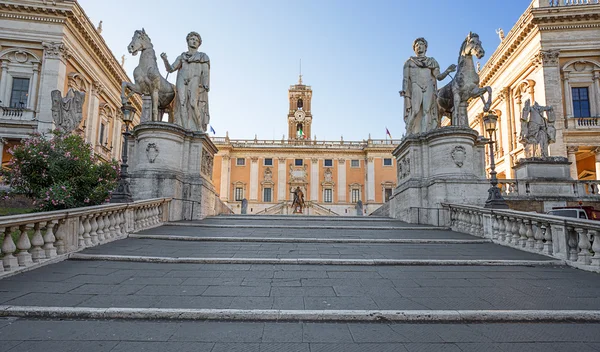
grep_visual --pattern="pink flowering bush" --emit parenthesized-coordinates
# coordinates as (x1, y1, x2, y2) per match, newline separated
(0, 129, 119, 211)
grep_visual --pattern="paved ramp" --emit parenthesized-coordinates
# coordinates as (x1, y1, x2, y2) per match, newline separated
(2, 215, 600, 351)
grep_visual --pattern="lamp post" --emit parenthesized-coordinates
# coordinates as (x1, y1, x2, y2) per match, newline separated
(110, 101, 136, 203)
(483, 111, 509, 209)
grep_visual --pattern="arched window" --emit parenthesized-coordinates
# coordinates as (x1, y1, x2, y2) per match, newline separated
(297, 98, 303, 110)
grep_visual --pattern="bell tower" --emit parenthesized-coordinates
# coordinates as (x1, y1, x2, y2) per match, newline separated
(288, 73, 313, 141)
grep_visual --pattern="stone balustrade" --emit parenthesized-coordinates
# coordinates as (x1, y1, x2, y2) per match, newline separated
(211, 137, 401, 150)
(497, 179, 600, 197)
(540, 0, 600, 6)
(444, 204, 600, 271)
(0, 198, 170, 276)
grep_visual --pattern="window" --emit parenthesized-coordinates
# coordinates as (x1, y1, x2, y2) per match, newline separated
(324, 189, 333, 203)
(236, 158, 245, 166)
(351, 160, 360, 168)
(263, 188, 272, 202)
(99, 123, 106, 145)
(10, 78, 30, 108)
(351, 189, 361, 203)
(383, 158, 393, 166)
(235, 187, 244, 201)
(384, 188, 393, 202)
(324, 159, 333, 167)
(572, 87, 590, 118)
(295, 159, 303, 166)
(264, 158, 273, 166)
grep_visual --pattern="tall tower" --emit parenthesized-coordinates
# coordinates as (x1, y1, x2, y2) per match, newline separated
(288, 74, 313, 140)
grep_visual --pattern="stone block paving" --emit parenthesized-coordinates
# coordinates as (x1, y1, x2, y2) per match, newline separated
(1, 318, 600, 352)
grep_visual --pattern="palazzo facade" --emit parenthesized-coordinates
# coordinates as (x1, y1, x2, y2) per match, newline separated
(212, 78, 399, 215)
(0, 0, 140, 168)
(467, 0, 600, 181)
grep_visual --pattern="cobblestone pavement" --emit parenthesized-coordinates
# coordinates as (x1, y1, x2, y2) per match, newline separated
(1, 215, 600, 351)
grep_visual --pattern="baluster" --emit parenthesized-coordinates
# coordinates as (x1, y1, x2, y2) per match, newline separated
(491, 215, 499, 240)
(83, 214, 93, 247)
(114, 211, 123, 237)
(55, 220, 66, 255)
(89, 215, 99, 245)
(152, 206, 159, 226)
(518, 219, 528, 248)
(108, 211, 117, 239)
(134, 208, 140, 231)
(511, 217, 520, 245)
(2, 226, 19, 270)
(533, 221, 544, 252)
(143, 207, 150, 228)
(30, 222, 46, 262)
(16, 224, 33, 266)
(118, 211, 126, 237)
(567, 227, 579, 262)
(500, 216, 508, 243)
(497, 215, 506, 242)
(590, 230, 600, 267)
(78, 216, 86, 249)
(103, 212, 112, 239)
(43, 220, 58, 259)
(96, 213, 105, 243)
(525, 220, 535, 249)
(576, 228, 592, 265)
(542, 222, 553, 255)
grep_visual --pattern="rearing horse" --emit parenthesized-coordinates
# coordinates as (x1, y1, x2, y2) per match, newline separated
(121, 29, 175, 122)
(438, 32, 492, 127)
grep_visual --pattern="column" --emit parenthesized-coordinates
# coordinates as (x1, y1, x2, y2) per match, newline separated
(249, 156, 259, 201)
(593, 72, 600, 117)
(567, 146, 579, 180)
(0, 138, 5, 166)
(594, 148, 600, 181)
(220, 156, 231, 200)
(38, 42, 69, 133)
(28, 62, 40, 111)
(366, 157, 375, 202)
(277, 158, 287, 201)
(337, 159, 346, 202)
(310, 158, 319, 201)
(0, 60, 9, 104)
(563, 72, 573, 118)
(86, 82, 102, 143)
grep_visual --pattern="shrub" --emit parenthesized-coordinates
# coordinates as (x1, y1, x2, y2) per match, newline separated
(0, 129, 119, 211)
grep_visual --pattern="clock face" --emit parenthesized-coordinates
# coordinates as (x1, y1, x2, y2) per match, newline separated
(295, 110, 305, 121)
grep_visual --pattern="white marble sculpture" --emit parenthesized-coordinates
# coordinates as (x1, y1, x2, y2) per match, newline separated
(401, 37, 456, 135)
(51, 88, 85, 132)
(519, 99, 556, 158)
(161, 32, 211, 132)
(437, 32, 492, 127)
(122, 29, 175, 123)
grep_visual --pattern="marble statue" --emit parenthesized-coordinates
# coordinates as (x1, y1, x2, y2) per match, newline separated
(161, 31, 211, 132)
(51, 88, 85, 132)
(122, 29, 175, 123)
(438, 32, 492, 126)
(519, 99, 556, 158)
(121, 54, 126, 67)
(496, 28, 505, 41)
(400, 37, 456, 135)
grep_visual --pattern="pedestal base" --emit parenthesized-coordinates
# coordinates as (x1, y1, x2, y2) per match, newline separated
(128, 122, 220, 220)
(513, 157, 572, 180)
(390, 127, 490, 225)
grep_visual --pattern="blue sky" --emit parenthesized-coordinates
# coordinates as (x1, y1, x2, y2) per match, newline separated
(79, 0, 529, 141)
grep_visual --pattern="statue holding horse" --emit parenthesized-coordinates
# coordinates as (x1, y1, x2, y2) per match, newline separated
(437, 32, 492, 127)
(121, 29, 175, 123)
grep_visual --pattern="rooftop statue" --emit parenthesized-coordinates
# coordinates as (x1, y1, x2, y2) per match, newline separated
(438, 32, 492, 127)
(161, 32, 211, 132)
(519, 99, 556, 158)
(121, 29, 175, 123)
(400, 37, 456, 135)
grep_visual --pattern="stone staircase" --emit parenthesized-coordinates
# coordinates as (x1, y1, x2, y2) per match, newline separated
(1, 215, 600, 351)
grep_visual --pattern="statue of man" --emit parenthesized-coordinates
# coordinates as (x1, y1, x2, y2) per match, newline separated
(519, 99, 556, 158)
(400, 38, 456, 135)
(161, 32, 210, 132)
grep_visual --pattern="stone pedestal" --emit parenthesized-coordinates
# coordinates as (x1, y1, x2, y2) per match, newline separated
(513, 157, 572, 180)
(390, 127, 490, 224)
(128, 122, 218, 220)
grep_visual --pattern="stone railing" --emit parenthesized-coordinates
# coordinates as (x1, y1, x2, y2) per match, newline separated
(537, 0, 600, 6)
(444, 204, 600, 272)
(0, 198, 170, 276)
(210, 137, 401, 150)
(566, 117, 600, 129)
(497, 179, 600, 197)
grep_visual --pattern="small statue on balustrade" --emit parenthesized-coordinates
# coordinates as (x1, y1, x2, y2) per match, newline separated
(519, 99, 556, 158)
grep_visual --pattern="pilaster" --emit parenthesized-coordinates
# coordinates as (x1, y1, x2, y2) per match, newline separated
(38, 42, 70, 133)
(337, 159, 346, 202)
(310, 158, 319, 201)
(220, 156, 231, 200)
(277, 158, 287, 201)
(249, 156, 259, 201)
(367, 157, 375, 202)
(567, 146, 579, 180)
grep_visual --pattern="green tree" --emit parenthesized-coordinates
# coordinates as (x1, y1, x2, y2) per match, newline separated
(1, 129, 119, 211)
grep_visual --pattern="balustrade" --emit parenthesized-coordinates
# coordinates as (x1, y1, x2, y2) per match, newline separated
(0, 198, 169, 275)
(443, 203, 600, 271)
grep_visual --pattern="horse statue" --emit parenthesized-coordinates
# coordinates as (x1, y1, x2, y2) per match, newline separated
(437, 32, 492, 127)
(121, 29, 175, 123)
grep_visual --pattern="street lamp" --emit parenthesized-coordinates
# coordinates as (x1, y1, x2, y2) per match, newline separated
(110, 101, 136, 203)
(483, 111, 509, 209)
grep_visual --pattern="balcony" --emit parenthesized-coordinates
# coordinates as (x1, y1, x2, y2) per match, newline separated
(566, 117, 600, 129)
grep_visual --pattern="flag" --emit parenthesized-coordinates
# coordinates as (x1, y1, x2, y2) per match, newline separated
(209, 125, 216, 135)
(386, 127, 392, 139)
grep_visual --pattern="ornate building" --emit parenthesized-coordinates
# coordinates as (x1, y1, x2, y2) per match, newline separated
(467, 0, 600, 181)
(212, 77, 399, 215)
(0, 0, 140, 167)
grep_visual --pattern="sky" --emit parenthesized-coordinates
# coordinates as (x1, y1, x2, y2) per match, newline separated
(78, 0, 529, 141)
